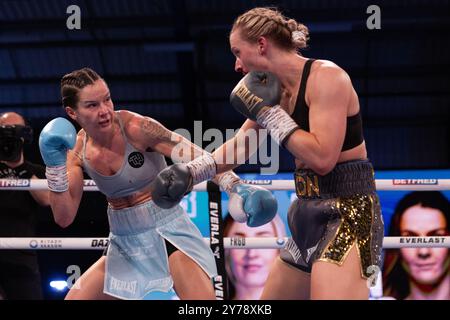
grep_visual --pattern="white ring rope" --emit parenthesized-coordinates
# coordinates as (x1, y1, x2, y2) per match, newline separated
(1, 178, 448, 250)
(0, 178, 449, 191)
(0, 237, 448, 250)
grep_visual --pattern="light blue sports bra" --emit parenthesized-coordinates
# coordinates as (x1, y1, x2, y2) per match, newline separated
(82, 112, 167, 199)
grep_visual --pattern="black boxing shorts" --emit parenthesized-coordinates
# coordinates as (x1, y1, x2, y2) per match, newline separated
(280, 160, 384, 279)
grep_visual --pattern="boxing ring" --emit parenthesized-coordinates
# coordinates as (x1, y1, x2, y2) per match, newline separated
(0, 178, 449, 299)
(1, 178, 449, 250)
(0, 235, 449, 250)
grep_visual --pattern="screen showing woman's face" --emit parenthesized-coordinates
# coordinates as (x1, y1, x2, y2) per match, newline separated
(399, 205, 449, 284)
(227, 221, 279, 287)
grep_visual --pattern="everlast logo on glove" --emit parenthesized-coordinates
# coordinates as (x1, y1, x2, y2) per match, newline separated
(230, 71, 281, 122)
(233, 84, 263, 112)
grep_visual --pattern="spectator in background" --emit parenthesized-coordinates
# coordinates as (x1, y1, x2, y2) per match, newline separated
(0, 112, 50, 299)
(224, 213, 286, 299)
(383, 191, 450, 300)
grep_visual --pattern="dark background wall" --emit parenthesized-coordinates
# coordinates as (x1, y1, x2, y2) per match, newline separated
(1, 0, 449, 171)
(0, 0, 449, 299)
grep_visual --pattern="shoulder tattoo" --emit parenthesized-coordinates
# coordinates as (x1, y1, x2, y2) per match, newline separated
(140, 118, 172, 142)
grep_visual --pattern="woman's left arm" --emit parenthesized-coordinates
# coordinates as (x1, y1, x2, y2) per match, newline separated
(284, 65, 351, 175)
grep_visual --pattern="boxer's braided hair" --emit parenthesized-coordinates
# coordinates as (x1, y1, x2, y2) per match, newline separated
(61, 67, 102, 108)
(231, 7, 309, 51)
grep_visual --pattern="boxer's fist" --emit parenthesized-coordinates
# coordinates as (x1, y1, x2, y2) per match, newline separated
(39, 118, 76, 167)
(230, 71, 281, 121)
(151, 164, 193, 209)
(228, 184, 278, 227)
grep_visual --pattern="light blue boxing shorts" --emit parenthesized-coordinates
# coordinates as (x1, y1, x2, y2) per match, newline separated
(104, 200, 217, 300)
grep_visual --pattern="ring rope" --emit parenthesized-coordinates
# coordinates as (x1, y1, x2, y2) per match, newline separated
(0, 236, 448, 250)
(1, 178, 448, 249)
(0, 178, 449, 191)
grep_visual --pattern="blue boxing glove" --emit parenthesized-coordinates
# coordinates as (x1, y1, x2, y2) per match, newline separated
(228, 184, 278, 227)
(39, 117, 76, 166)
(39, 117, 76, 192)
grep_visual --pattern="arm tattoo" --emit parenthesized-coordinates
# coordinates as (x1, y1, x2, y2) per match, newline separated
(141, 118, 172, 144)
(140, 117, 205, 162)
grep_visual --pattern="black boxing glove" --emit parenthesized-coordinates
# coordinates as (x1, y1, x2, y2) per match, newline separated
(151, 153, 217, 209)
(230, 71, 300, 146)
(150, 164, 193, 209)
(230, 71, 281, 121)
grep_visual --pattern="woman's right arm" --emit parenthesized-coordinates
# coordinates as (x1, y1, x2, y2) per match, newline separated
(48, 134, 84, 228)
(39, 118, 83, 228)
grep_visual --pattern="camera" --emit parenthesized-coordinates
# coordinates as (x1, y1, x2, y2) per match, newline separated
(0, 125, 33, 162)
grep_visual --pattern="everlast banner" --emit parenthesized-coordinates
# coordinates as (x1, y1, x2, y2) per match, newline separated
(207, 181, 228, 300)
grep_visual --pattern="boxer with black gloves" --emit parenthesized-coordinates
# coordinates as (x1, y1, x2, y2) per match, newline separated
(155, 7, 384, 300)
(220, 7, 383, 300)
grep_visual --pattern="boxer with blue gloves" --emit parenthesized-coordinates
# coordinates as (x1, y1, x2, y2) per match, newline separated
(39, 117, 76, 192)
(151, 156, 278, 228)
(41, 67, 225, 300)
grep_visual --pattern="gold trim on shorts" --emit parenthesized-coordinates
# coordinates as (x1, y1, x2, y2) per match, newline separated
(317, 194, 375, 279)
